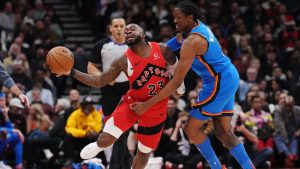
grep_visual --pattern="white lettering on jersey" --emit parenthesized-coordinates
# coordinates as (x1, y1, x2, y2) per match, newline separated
(207, 27, 214, 42)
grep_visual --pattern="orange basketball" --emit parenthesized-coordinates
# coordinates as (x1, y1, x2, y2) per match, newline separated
(46, 46, 74, 74)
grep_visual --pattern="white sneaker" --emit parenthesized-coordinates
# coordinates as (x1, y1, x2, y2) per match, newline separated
(0, 161, 12, 169)
(80, 142, 102, 159)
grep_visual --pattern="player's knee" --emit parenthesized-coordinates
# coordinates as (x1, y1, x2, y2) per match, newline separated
(183, 122, 192, 136)
(183, 121, 198, 140)
(215, 126, 229, 141)
(137, 142, 152, 154)
(215, 127, 234, 145)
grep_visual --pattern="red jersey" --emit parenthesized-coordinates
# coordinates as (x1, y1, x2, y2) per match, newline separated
(125, 42, 169, 104)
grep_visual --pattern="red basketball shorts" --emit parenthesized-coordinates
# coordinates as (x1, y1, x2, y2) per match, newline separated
(110, 96, 167, 149)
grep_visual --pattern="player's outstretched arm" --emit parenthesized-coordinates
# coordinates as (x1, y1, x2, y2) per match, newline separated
(61, 56, 127, 88)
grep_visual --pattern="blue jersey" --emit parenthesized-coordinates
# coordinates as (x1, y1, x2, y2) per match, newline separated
(187, 21, 240, 119)
(190, 22, 231, 78)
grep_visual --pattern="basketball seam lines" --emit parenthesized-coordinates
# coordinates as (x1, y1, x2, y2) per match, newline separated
(47, 53, 53, 71)
(53, 51, 74, 65)
(49, 53, 57, 72)
(51, 53, 69, 71)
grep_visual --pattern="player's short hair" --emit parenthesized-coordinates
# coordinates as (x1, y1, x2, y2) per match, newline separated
(175, 0, 202, 23)
(110, 17, 126, 25)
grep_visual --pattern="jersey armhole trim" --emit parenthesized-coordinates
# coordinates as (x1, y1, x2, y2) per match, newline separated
(189, 32, 209, 56)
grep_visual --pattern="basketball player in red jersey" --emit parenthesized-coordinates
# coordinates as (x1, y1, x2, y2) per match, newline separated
(56, 24, 181, 169)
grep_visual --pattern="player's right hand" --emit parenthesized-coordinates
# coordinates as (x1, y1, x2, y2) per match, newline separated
(176, 32, 183, 43)
(130, 102, 150, 115)
(54, 69, 71, 77)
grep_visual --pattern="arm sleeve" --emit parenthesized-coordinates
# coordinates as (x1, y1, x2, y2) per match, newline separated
(166, 37, 183, 52)
(0, 60, 15, 89)
(274, 109, 288, 142)
(88, 38, 111, 66)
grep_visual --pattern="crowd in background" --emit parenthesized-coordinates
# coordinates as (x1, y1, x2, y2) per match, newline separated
(0, 0, 300, 168)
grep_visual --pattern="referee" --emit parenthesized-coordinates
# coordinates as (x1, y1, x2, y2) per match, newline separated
(87, 18, 131, 169)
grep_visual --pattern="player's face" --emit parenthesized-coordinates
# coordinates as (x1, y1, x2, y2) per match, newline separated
(110, 19, 126, 40)
(173, 8, 190, 33)
(124, 24, 143, 46)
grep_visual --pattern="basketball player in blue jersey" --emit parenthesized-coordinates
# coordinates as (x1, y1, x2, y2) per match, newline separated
(131, 1, 255, 169)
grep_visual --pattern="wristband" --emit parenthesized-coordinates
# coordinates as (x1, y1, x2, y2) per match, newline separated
(70, 68, 75, 77)
(166, 37, 182, 52)
(177, 82, 185, 95)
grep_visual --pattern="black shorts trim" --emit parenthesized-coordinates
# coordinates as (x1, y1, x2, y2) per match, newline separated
(137, 120, 165, 135)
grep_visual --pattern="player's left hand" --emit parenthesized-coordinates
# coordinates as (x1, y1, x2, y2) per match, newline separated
(130, 102, 150, 115)
(18, 93, 30, 108)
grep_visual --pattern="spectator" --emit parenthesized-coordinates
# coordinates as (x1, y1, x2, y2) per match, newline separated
(273, 96, 300, 168)
(8, 98, 26, 134)
(164, 113, 205, 169)
(34, 68, 56, 96)
(24, 91, 77, 169)
(10, 59, 32, 91)
(0, 2, 15, 32)
(0, 93, 12, 129)
(3, 43, 21, 72)
(0, 93, 24, 169)
(49, 89, 81, 139)
(26, 81, 54, 107)
(0, 127, 24, 169)
(261, 47, 279, 78)
(64, 96, 103, 162)
(33, 20, 48, 45)
(243, 96, 274, 152)
(54, 98, 70, 116)
(32, 0, 46, 21)
(16, 53, 31, 77)
(27, 114, 52, 139)
(238, 67, 259, 102)
(155, 97, 180, 158)
(28, 87, 54, 119)
(70, 44, 90, 92)
(266, 79, 287, 104)
(29, 46, 45, 76)
(227, 115, 273, 168)
(43, 15, 63, 44)
(26, 103, 45, 134)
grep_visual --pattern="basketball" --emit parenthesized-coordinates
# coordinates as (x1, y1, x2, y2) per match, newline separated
(46, 46, 74, 74)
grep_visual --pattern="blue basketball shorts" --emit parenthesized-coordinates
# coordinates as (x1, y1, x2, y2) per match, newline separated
(190, 64, 240, 120)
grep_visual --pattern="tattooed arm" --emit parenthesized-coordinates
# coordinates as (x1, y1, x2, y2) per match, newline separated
(66, 55, 127, 88)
